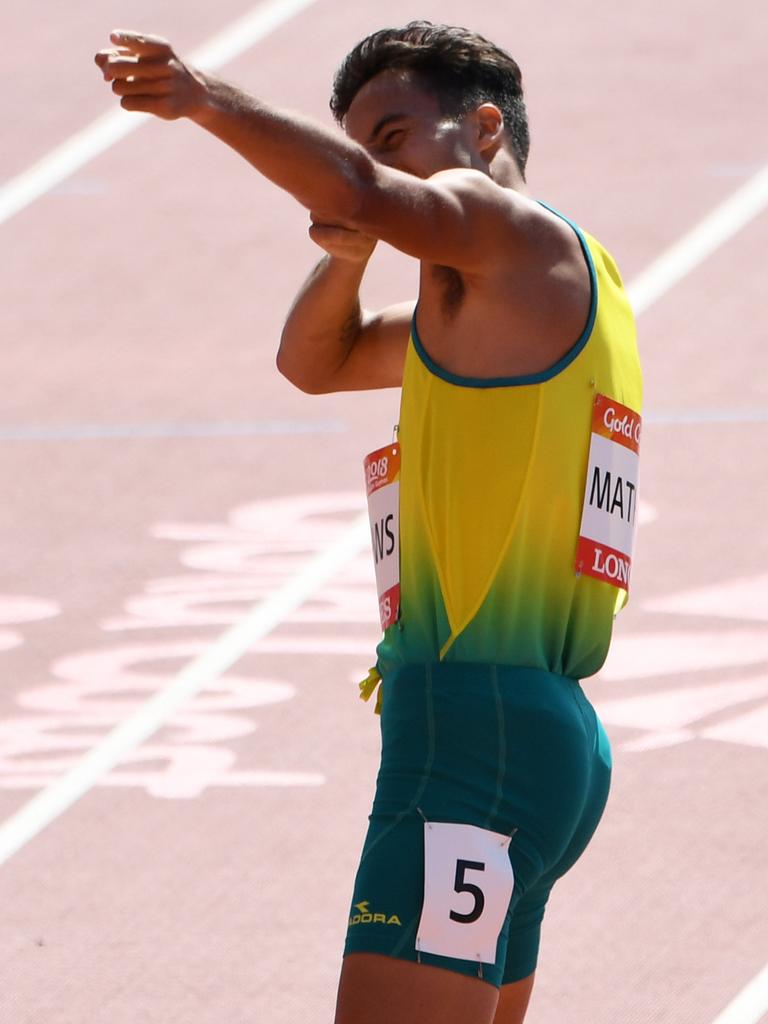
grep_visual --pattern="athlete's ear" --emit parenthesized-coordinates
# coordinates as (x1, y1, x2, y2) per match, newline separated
(475, 103, 504, 155)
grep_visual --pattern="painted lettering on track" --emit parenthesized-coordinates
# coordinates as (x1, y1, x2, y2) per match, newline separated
(596, 575, 768, 753)
(0, 596, 60, 652)
(0, 492, 378, 799)
(2, 497, 766, 796)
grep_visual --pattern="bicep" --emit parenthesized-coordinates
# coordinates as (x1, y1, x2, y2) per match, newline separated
(327, 300, 414, 392)
(351, 168, 527, 271)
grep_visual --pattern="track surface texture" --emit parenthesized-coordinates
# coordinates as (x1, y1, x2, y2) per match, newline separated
(1, 2, 766, 1023)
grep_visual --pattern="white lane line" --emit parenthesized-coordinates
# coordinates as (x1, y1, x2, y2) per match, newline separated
(0, 0, 320, 226)
(0, 514, 369, 867)
(1, 159, 768, 866)
(709, 964, 768, 1024)
(0, 419, 346, 441)
(645, 409, 768, 425)
(627, 162, 768, 315)
(627, 159, 768, 1024)
(2, 43, 768, 1024)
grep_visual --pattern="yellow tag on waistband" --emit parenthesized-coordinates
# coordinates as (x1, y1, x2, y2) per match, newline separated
(359, 666, 383, 715)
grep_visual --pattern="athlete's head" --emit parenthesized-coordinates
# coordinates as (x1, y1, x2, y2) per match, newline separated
(331, 22, 530, 182)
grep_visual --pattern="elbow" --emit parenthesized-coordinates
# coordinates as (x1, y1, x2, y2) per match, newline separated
(345, 155, 380, 228)
(314, 151, 376, 228)
(275, 345, 333, 395)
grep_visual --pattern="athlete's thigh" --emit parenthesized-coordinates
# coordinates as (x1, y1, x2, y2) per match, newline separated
(335, 952, 500, 1024)
(493, 972, 536, 1024)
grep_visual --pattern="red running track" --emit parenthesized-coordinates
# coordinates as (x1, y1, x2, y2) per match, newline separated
(1, 1, 767, 1022)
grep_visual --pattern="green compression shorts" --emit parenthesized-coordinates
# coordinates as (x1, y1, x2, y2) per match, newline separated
(344, 663, 612, 987)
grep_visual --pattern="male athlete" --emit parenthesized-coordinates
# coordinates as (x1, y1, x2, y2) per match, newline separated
(96, 22, 642, 1024)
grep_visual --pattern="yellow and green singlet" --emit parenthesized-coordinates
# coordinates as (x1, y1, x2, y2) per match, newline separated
(369, 205, 643, 693)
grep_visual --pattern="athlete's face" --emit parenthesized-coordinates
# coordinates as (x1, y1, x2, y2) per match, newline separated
(343, 69, 482, 178)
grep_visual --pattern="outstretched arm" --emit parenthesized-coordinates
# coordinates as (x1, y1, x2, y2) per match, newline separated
(95, 31, 529, 272)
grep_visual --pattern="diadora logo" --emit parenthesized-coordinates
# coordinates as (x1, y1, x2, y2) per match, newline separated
(348, 900, 402, 927)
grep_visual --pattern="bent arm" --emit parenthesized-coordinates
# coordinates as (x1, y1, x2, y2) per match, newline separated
(190, 81, 519, 269)
(97, 32, 529, 271)
(196, 87, 524, 270)
(278, 251, 411, 393)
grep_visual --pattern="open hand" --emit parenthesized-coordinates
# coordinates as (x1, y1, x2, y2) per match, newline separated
(95, 30, 207, 119)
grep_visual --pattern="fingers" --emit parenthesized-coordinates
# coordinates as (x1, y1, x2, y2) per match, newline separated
(94, 30, 204, 121)
(309, 222, 375, 244)
(308, 222, 377, 261)
(111, 77, 171, 97)
(109, 30, 173, 57)
(95, 30, 173, 79)
(118, 96, 170, 118)
(99, 55, 175, 82)
(94, 46, 130, 71)
(309, 223, 350, 243)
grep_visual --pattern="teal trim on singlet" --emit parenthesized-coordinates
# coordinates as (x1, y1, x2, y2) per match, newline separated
(410, 204, 598, 389)
(372, 209, 642, 682)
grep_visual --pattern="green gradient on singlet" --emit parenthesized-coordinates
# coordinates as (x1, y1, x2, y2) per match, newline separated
(376, 213, 643, 682)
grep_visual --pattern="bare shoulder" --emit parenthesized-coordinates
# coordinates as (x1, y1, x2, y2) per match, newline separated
(426, 167, 527, 223)
(424, 170, 581, 269)
(415, 191, 592, 379)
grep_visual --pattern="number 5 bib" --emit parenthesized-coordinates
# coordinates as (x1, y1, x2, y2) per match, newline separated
(417, 821, 515, 964)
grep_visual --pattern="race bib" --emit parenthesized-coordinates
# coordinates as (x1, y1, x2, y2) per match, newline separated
(416, 822, 515, 965)
(575, 393, 642, 591)
(364, 443, 400, 630)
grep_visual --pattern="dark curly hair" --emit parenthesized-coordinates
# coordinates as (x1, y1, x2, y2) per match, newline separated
(330, 21, 530, 178)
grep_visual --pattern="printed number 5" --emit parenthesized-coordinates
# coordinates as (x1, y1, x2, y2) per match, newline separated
(449, 859, 485, 924)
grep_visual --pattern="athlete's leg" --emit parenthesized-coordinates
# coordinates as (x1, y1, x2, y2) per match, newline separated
(334, 952, 500, 1024)
(493, 972, 535, 1024)
(492, 688, 611, 1024)
(546, 692, 612, 880)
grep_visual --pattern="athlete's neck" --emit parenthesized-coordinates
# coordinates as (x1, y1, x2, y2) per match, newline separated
(488, 148, 527, 192)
